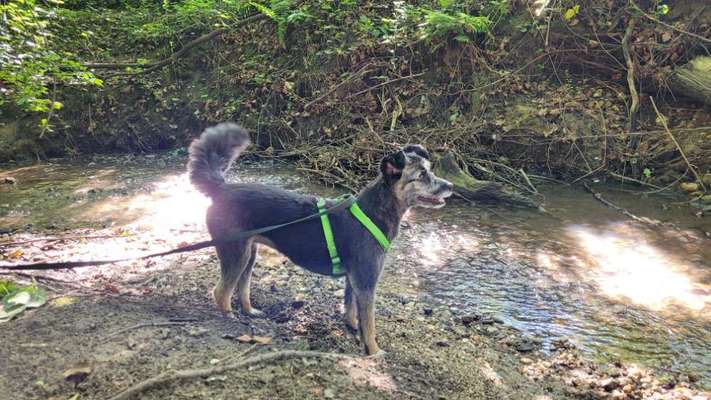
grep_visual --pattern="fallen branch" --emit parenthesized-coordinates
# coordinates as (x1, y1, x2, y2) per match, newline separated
(649, 97, 707, 192)
(107, 350, 349, 400)
(83, 13, 265, 75)
(583, 182, 658, 225)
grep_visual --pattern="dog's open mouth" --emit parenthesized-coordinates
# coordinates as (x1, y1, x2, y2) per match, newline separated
(417, 196, 445, 207)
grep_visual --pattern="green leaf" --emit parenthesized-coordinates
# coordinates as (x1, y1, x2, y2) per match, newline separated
(564, 4, 580, 21)
(0, 280, 17, 297)
(5, 291, 31, 306)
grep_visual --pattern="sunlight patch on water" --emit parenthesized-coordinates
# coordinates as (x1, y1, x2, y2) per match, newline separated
(414, 229, 480, 268)
(568, 225, 709, 311)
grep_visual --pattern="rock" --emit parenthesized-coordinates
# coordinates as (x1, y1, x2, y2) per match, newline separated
(62, 364, 92, 384)
(480, 316, 495, 325)
(601, 378, 620, 392)
(703, 173, 711, 187)
(680, 182, 699, 193)
(324, 388, 335, 398)
(460, 315, 479, 325)
(1, 177, 16, 185)
(516, 341, 535, 353)
(188, 327, 209, 337)
(435, 340, 450, 347)
(423, 307, 433, 316)
(291, 300, 305, 309)
(622, 384, 634, 394)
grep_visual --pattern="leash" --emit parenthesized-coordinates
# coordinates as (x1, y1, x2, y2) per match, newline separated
(0, 195, 357, 272)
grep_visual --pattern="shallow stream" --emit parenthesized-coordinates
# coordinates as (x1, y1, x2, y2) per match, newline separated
(1, 155, 709, 388)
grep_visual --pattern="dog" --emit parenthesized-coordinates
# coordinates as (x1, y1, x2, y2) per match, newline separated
(187, 123, 453, 355)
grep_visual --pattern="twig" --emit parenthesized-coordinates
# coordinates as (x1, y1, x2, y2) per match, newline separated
(345, 72, 426, 100)
(104, 320, 197, 340)
(649, 97, 707, 192)
(608, 171, 663, 190)
(304, 63, 372, 110)
(107, 350, 349, 400)
(630, 4, 711, 44)
(518, 169, 538, 194)
(621, 17, 639, 133)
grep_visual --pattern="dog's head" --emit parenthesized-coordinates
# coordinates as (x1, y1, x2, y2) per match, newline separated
(380, 145, 453, 209)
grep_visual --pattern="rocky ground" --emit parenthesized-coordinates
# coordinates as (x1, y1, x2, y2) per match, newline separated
(1, 230, 709, 400)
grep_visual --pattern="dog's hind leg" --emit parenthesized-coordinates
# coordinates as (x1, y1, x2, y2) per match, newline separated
(344, 276, 358, 331)
(212, 241, 251, 316)
(237, 243, 262, 316)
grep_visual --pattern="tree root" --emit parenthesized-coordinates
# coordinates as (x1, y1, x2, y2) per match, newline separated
(107, 350, 349, 400)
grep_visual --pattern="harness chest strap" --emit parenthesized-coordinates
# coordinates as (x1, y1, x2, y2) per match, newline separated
(316, 197, 390, 276)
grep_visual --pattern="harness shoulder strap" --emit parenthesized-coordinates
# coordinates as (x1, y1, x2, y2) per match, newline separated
(349, 203, 390, 251)
(317, 198, 343, 276)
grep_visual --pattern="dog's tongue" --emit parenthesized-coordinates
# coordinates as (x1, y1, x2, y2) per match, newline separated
(419, 196, 444, 205)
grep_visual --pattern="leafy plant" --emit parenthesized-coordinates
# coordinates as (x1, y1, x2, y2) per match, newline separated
(419, 9, 491, 43)
(0, 281, 48, 323)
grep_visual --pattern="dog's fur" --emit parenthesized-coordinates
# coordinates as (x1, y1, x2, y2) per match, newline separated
(188, 123, 453, 355)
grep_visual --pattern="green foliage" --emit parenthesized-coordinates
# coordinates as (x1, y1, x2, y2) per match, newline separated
(249, 0, 313, 46)
(419, 8, 491, 43)
(0, 0, 101, 125)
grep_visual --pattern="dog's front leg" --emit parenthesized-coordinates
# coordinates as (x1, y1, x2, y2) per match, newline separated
(344, 276, 358, 331)
(353, 286, 382, 356)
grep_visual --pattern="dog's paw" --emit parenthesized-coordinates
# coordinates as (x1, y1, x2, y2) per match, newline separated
(344, 318, 359, 332)
(244, 307, 264, 317)
(365, 349, 387, 359)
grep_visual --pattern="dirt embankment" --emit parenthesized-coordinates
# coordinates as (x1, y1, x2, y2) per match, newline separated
(1, 1, 710, 198)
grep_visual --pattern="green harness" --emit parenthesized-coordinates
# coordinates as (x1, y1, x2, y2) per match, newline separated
(316, 196, 390, 276)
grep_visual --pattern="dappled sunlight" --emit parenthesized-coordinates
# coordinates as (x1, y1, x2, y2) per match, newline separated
(125, 173, 211, 236)
(338, 357, 397, 393)
(568, 225, 710, 312)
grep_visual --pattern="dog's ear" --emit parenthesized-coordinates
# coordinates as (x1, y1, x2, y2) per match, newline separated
(380, 150, 407, 181)
(402, 144, 430, 160)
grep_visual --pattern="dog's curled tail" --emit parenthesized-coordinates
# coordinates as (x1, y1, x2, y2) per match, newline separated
(188, 123, 250, 197)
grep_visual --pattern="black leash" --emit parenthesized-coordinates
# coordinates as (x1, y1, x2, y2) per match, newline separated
(0, 195, 356, 272)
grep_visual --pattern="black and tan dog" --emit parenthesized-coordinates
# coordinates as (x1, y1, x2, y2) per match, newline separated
(188, 123, 453, 355)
